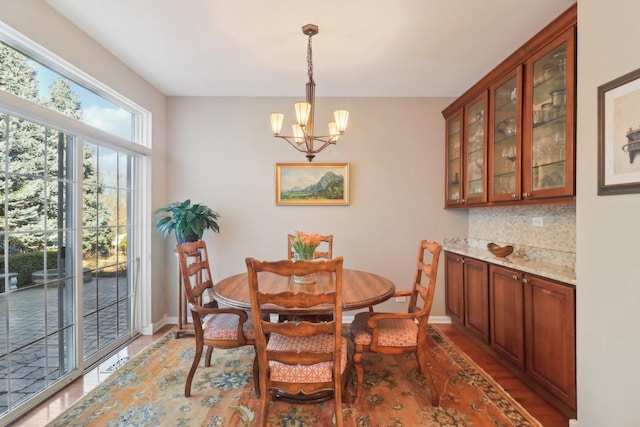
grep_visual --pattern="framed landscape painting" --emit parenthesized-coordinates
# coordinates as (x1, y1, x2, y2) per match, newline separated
(276, 163, 349, 206)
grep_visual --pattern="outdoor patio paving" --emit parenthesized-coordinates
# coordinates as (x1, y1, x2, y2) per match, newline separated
(0, 274, 128, 415)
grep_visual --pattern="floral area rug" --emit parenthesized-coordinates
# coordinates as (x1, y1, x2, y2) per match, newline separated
(50, 325, 541, 427)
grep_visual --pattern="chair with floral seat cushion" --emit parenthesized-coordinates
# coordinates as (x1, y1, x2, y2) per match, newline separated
(281, 233, 335, 323)
(176, 240, 259, 397)
(245, 256, 346, 427)
(349, 239, 442, 405)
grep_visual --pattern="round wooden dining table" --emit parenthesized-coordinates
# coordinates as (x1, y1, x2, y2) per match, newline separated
(214, 268, 396, 315)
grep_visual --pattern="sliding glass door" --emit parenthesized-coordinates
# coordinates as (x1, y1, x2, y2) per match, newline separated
(0, 114, 137, 413)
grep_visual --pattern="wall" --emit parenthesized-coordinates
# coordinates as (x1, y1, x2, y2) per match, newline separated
(165, 96, 467, 318)
(576, 1, 640, 425)
(0, 0, 169, 331)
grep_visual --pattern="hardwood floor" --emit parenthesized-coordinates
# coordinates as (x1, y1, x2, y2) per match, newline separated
(438, 323, 570, 427)
(12, 323, 569, 427)
(12, 325, 174, 427)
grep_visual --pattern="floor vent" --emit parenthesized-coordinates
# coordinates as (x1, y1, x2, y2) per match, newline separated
(101, 356, 131, 373)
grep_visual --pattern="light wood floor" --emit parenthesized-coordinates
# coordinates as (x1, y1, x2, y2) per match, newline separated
(13, 323, 569, 427)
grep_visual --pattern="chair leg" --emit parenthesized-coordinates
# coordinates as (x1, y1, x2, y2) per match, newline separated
(252, 352, 260, 398)
(204, 346, 213, 367)
(334, 382, 344, 427)
(185, 337, 204, 397)
(353, 347, 364, 403)
(417, 349, 440, 406)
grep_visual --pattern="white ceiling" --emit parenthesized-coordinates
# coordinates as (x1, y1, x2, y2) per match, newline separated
(44, 0, 575, 98)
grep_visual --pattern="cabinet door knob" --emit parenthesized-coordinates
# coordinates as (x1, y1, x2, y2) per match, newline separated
(522, 192, 530, 198)
(512, 274, 519, 280)
(522, 278, 530, 284)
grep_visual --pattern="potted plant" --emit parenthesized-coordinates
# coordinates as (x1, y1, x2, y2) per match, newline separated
(154, 199, 220, 244)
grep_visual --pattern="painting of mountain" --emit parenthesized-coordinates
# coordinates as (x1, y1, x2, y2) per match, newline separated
(276, 163, 349, 205)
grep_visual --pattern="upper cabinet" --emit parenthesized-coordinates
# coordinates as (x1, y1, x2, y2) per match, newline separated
(522, 28, 576, 200)
(445, 93, 488, 207)
(490, 67, 523, 202)
(445, 110, 463, 206)
(443, 4, 576, 208)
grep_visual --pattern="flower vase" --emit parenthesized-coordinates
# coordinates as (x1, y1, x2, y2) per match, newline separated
(293, 254, 317, 284)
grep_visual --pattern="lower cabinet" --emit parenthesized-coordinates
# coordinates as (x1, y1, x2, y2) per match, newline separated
(444, 252, 465, 324)
(444, 253, 489, 343)
(524, 273, 576, 410)
(445, 251, 576, 413)
(464, 258, 489, 343)
(489, 265, 525, 369)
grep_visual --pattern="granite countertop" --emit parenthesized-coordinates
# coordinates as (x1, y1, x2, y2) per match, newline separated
(443, 241, 576, 286)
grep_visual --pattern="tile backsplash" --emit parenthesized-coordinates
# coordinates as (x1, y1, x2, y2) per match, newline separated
(468, 204, 576, 268)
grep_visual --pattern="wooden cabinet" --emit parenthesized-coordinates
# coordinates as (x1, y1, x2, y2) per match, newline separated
(522, 28, 576, 201)
(464, 257, 489, 343)
(445, 251, 576, 414)
(524, 274, 576, 409)
(444, 252, 464, 323)
(489, 67, 523, 202)
(444, 253, 489, 343)
(489, 265, 525, 369)
(445, 110, 463, 207)
(463, 92, 488, 205)
(443, 4, 576, 208)
(444, 91, 489, 207)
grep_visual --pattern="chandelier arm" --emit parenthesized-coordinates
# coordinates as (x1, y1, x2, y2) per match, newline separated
(275, 136, 314, 153)
(308, 140, 336, 154)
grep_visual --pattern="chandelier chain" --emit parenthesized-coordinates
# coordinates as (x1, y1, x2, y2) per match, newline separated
(307, 34, 314, 84)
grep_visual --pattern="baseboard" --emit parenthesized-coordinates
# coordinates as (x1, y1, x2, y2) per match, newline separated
(168, 314, 452, 327)
(141, 314, 169, 335)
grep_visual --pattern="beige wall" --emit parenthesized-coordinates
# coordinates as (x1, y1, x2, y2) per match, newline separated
(576, 1, 640, 425)
(165, 96, 467, 318)
(0, 0, 169, 330)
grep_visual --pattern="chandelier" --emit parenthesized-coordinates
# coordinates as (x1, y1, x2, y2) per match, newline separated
(269, 24, 349, 162)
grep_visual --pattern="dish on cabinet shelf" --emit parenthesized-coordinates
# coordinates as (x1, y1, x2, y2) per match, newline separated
(496, 117, 517, 136)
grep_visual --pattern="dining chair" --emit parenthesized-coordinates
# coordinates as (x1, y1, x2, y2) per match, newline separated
(282, 233, 334, 322)
(287, 233, 333, 260)
(245, 256, 346, 427)
(176, 240, 259, 397)
(349, 239, 443, 405)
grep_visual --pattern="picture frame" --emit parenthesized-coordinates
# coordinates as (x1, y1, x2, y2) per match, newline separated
(276, 163, 349, 206)
(598, 67, 640, 195)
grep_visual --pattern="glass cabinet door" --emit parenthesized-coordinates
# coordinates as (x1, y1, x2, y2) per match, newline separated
(490, 68, 522, 202)
(445, 111, 462, 206)
(524, 29, 575, 199)
(464, 92, 488, 205)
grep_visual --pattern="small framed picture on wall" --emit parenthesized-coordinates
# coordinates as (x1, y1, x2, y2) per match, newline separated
(598, 67, 640, 195)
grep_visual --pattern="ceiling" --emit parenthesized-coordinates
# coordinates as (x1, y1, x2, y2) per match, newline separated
(44, 0, 575, 98)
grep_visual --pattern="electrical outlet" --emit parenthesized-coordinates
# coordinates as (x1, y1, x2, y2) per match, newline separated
(532, 216, 544, 227)
(395, 296, 406, 303)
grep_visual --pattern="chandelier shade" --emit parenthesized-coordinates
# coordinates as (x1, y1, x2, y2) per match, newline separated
(269, 24, 349, 162)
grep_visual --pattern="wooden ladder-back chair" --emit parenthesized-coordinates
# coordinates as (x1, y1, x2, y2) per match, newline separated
(176, 241, 259, 397)
(282, 233, 334, 322)
(349, 240, 443, 405)
(245, 256, 346, 427)
(287, 233, 333, 260)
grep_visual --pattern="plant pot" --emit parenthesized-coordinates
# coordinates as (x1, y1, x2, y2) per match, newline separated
(177, 232, 200, 245)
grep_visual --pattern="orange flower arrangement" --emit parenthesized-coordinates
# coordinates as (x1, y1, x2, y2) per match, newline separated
(289, 231, 322, 260)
